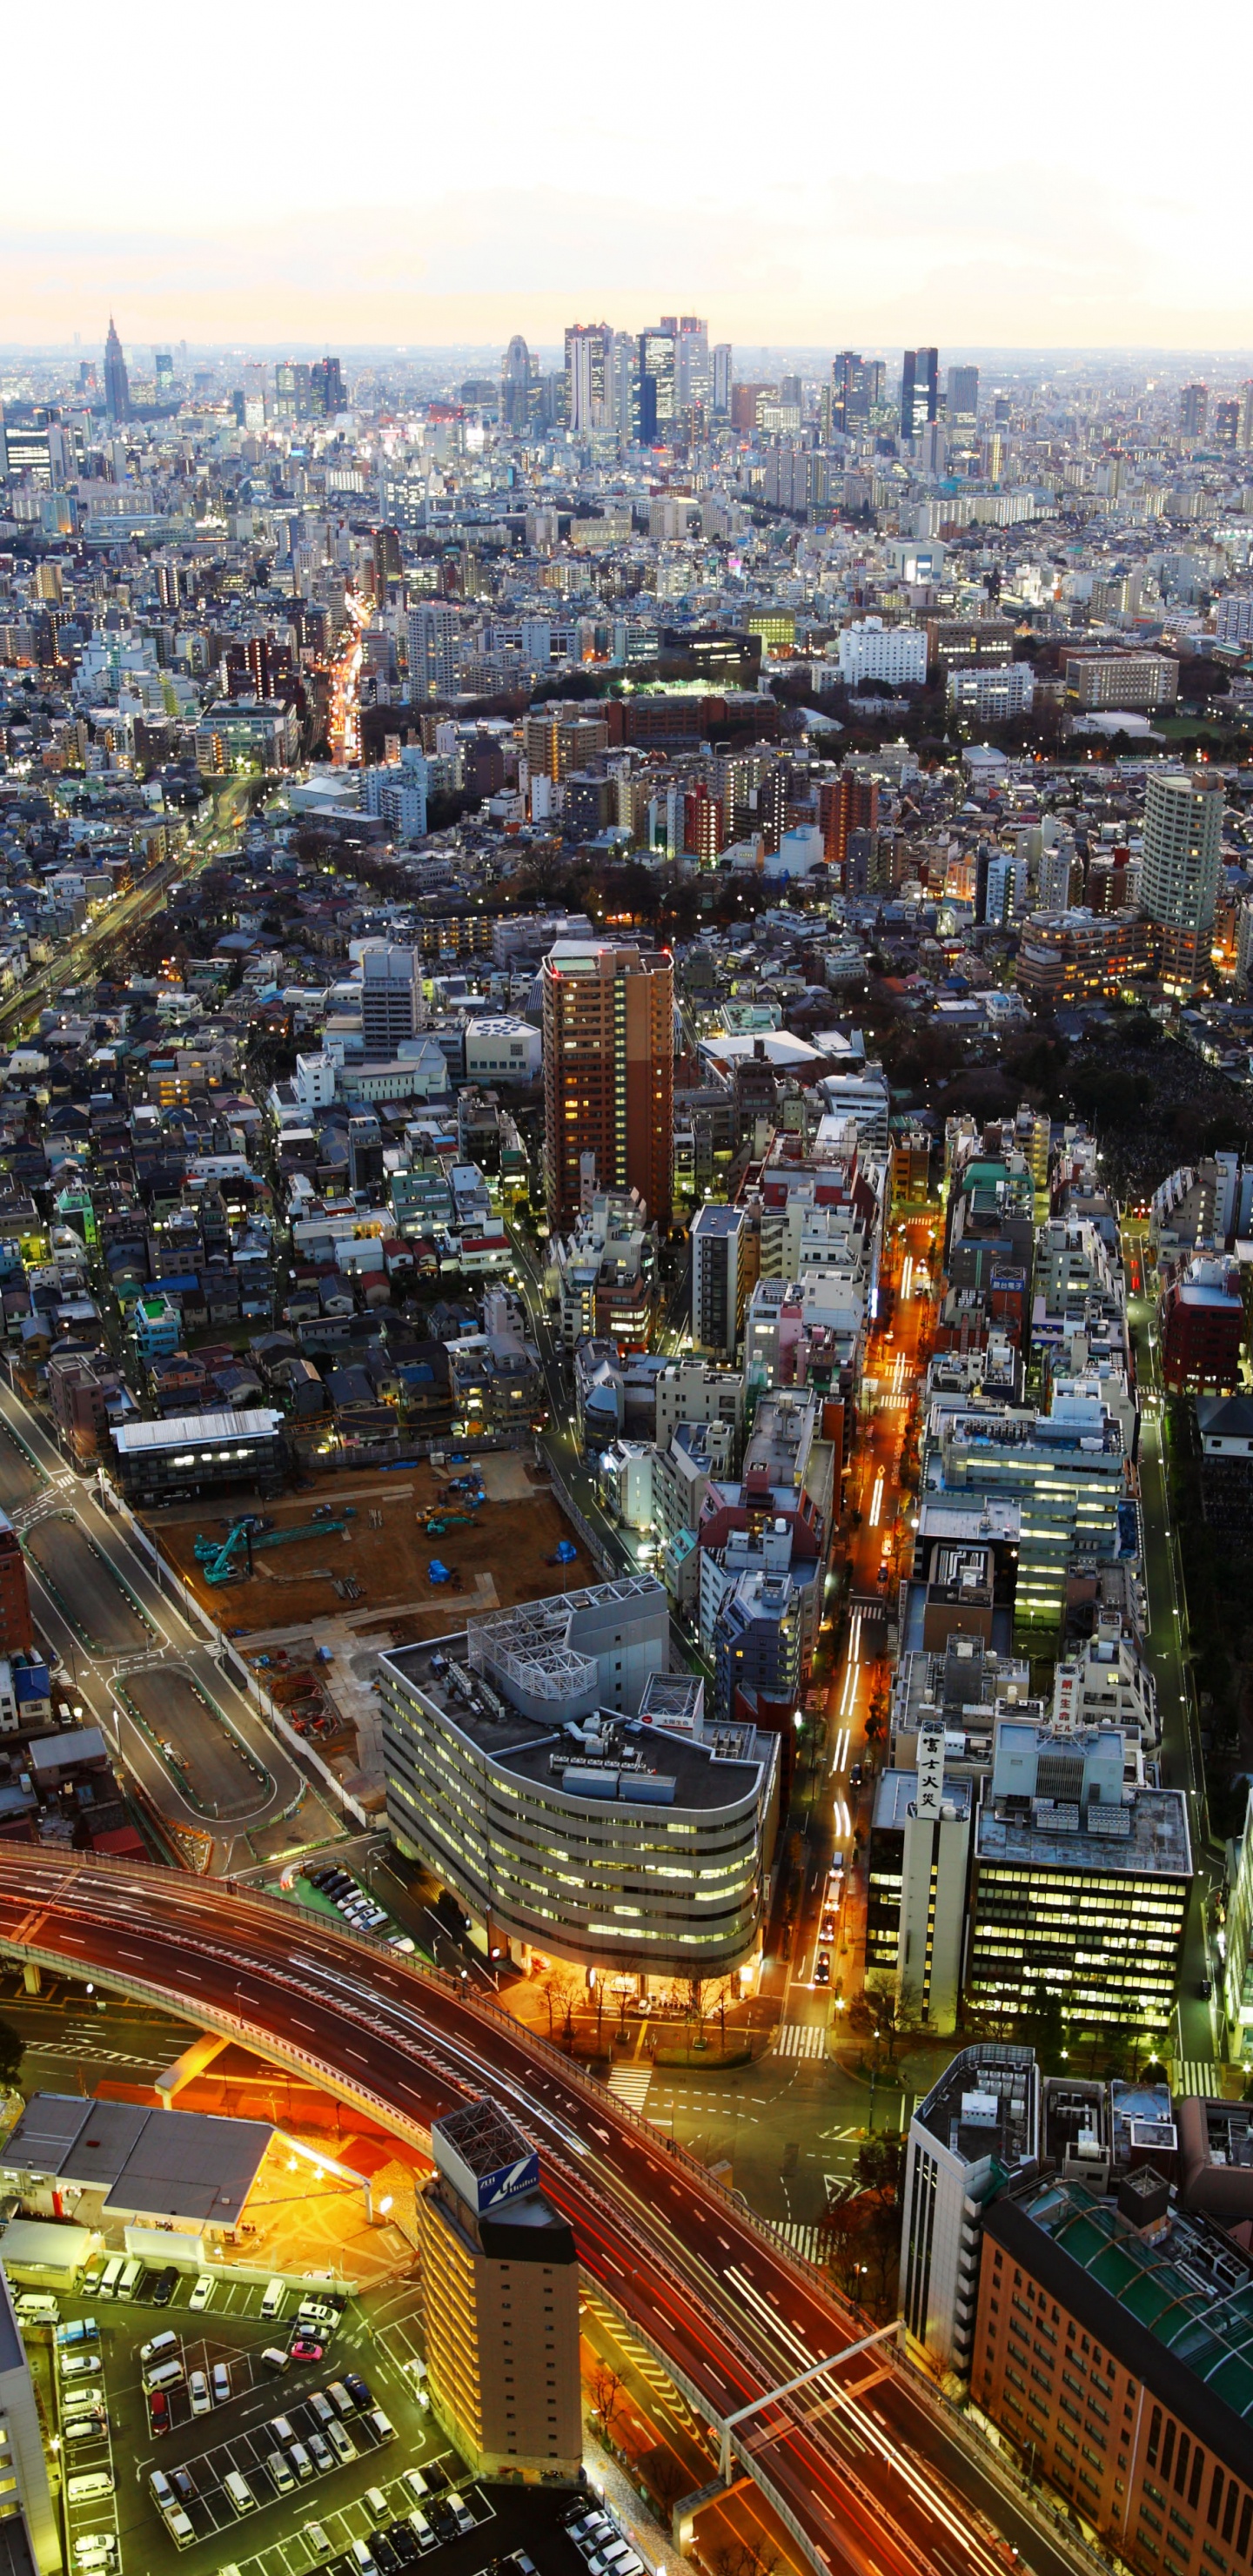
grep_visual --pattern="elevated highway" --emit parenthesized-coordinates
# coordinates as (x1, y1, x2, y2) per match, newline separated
(0, 1854, 1081, 2576)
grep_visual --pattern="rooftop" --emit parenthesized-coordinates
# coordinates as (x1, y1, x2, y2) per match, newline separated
(977, 1781, 1191, 1877)
(913, 2041, 1038, 2177)
(989, 2172, 1253, 2446)
(0, 2095, 273, 2226)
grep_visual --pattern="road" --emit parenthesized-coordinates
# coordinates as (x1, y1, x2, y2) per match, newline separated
(0, 1850, 1085, 2576)
(0, 1381, 312, 1867)
(0, 771, 260, 1043)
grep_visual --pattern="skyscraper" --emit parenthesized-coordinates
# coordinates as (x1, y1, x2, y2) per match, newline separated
(831, 351, 870, 431)
(635, 326, 676, 445)
(947, 363, 979, 419)
(309, 355, 345, 416)
(406, 602, 461, 702)
(712, 343, 733, 414)
(1178, 381, 1208, 440)
(1139, 769, 1223, 989)
(500, 333, 535, 432)
(901, 345, 938, 441)
(564, 323, 611, 433)
(542, 939, 673, 1229)
(103, 317, 130, 422)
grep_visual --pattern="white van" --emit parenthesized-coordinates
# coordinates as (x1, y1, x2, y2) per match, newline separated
(165, 2508, 195, 2549)
(63, 2413, 105, 2442)
(144, 2358, 185, 2396)
(347, 2544, 378, 2575)
(139, 2328, 179, 2367)
(224, 2468, 256, 2516)
(117, 2258, 142, 2299)
(67, 2471, 113, 2503)
(264, 2451, 296, 2495)
(308, 2391, 335, 2427)
(260, 2277, 285, 2319)
(14, 2295, 59, 2324)
(98, 2257, 124, 2299)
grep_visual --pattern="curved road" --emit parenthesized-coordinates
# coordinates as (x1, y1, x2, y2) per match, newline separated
(0, 1853, 1077, 2576)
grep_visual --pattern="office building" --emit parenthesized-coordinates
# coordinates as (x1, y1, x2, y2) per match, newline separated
(541, 939, 673, 1231)
(948, 661, 1034, 724)
(900, 2043, 1038, 2379)
(565, 324, 612, 433)
(1138, 770, 1223, 988)
(967, 1722, 1191, 2033)
(835, 619, 928, 688)
(1062, 650, 1179, 712)
(975, 2167, 1253, 2575)
(379, 1579, 778, 1978)
(1179, 381, 1209, 439)
(360, 944, 424, 1052)
(712, 343, 733, 414)
(418, 2098, 581, 2483)
(500, 334, 536, 433)
(691, 1204, 754, 1357)
(901, 346, 939, 441)
(831, 351, 871, 431)
(636, 326, 675, 443)
(866, 1722, 974, 2032)
(1158, 1257, 1244, 1394)
(407, 602, 461, 702)
(0, 1513, 33, 1660)
(103, 316, 130, 422)
(946, 364, 979, 419)
(309, 354, 345, 415)
(274, 359, 312, 418)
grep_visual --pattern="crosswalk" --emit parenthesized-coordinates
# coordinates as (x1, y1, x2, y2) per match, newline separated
(1172, 2060, 1222, 2100)
(607, 2064, 654, 2110)
(775, 2221, 822, 2262)
(774, 2023, 829, 2059)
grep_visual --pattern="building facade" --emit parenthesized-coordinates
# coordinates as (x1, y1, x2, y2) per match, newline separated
(541, 940, 673, 1231)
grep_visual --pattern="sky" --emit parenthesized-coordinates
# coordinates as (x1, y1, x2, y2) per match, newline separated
(4, 0, 1253, 356)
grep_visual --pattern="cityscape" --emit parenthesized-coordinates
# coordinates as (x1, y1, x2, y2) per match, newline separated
(6, 257, 1253, 2576)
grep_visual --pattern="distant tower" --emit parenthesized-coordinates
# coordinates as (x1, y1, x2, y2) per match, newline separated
(501, 333, 533, 432)
(104, 317, 130, 422)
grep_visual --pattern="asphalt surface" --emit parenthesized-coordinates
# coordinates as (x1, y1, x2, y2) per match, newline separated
(0, 1378, 306, 1864)
(0, 1852, 1084, 2576)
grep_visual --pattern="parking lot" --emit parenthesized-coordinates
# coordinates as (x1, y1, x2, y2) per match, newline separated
(35, 2266, 440, 2573)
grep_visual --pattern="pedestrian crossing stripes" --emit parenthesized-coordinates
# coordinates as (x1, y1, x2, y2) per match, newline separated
(775, 2222, 822, 2262)
(607, 2064, 654, 2110)
(1172, 2061, 1222, 2100)
(774, 2023, 828, 2059)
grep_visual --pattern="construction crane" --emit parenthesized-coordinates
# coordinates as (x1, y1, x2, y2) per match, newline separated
(193, 1515, 350, 1585)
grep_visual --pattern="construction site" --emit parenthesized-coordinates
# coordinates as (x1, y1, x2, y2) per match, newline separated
(152, 1451, 593, 1640)
(144, 1456, 598, 1819)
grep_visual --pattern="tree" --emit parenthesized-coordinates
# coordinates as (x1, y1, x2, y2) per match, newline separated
(640, 2445, 692, 2513)
(589, 2362, 624, 2443)
(0, 2016, 23, 2090)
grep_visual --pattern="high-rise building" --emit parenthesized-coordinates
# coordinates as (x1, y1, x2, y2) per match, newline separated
(900, 2043, 1039, 2379)
(635, 327, 676, 445)
(1215, 398, 1241, 447)
(1178, 381, 1208, 439)
(901, 345, 938, 441)
(946, 363, 979, 419)
(818, 768, 878, 875)
(712, 343, 733, 414)
(1138, 769, 1223, 987)
(500, 333, 534, 431)
(103, 317, 130, 422)
(691, 1204, 754, 1357)
(154, 350, 174, 396)
(0, 1513, 32, 1658)
(831, 350, 870, 431)
(406, 601, 461, 702)
(673, 316, 710, 411)
(542, 939, 673, 1229)
(309, 354, 345, 416)
(564, 323, 612, 434)
(975, 2162, 1253, 2576)
(417, 2098, 581, 2483)
(275, 359, 312, 419)
(1239, 380, 1253, 453)
(360, 944, 424, 1052)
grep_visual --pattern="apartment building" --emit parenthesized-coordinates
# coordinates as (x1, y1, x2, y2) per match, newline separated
(541, 940, 673, 1231)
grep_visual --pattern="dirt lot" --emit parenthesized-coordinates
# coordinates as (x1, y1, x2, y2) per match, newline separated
(153, 1458, 596, 1636)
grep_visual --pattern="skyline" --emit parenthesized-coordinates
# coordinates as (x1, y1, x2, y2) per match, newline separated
(5, 0, 1253, 348)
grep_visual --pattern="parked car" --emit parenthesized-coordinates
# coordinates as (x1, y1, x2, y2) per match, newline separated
(290, 2336, 324, 2362)
(189, 2369, 211, 2418)
(150, 2265, 178, 2307)
(211, 2360, 231, 2405)
(189, 2274, 215, 2311)
(148, 2390, 171, 2436)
